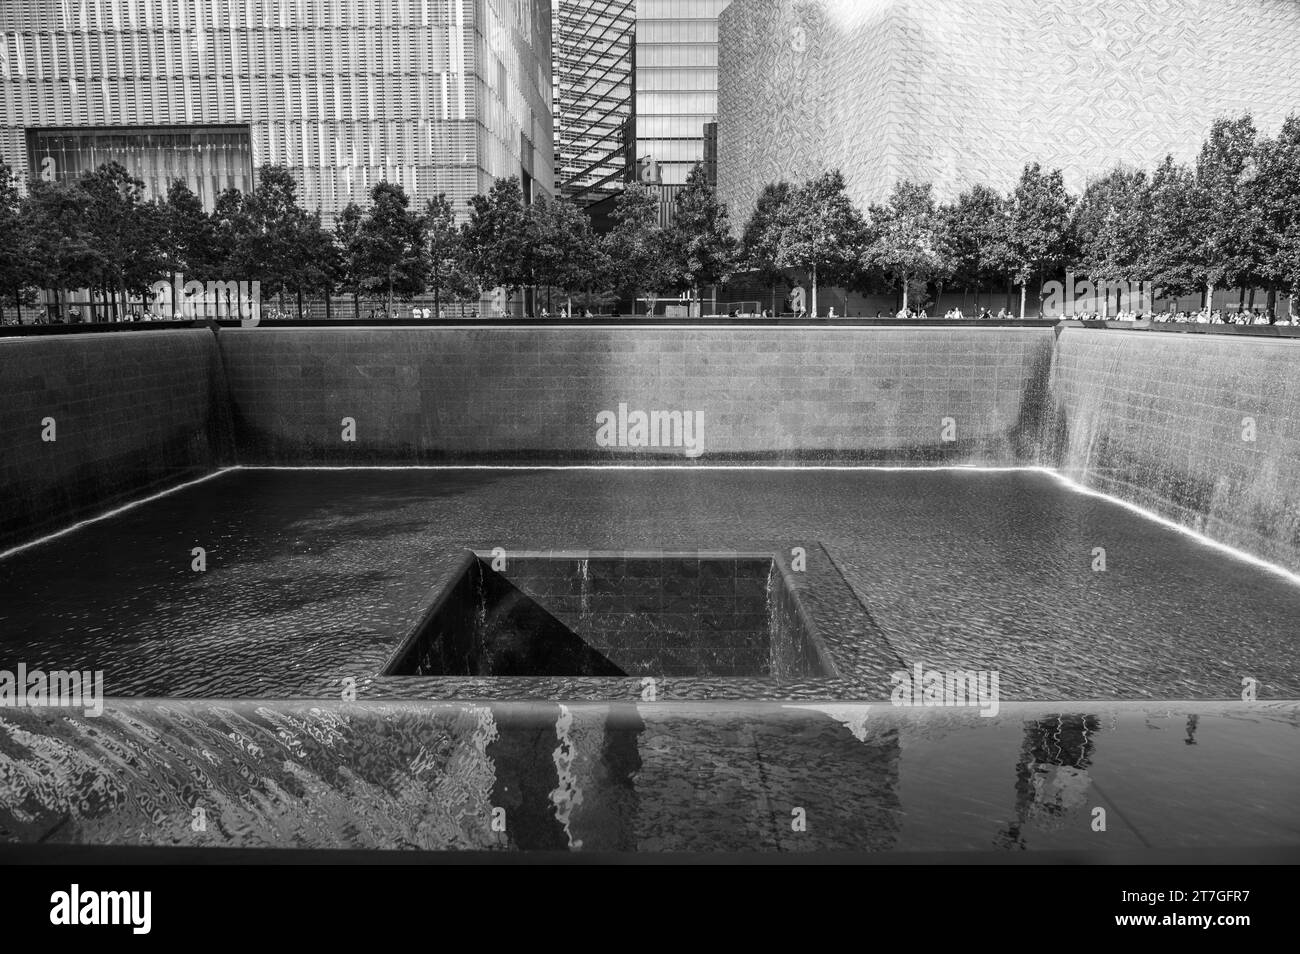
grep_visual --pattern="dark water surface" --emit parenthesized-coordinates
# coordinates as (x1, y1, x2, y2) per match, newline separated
(1, 467, 1298, 700)
(1, 701, 1295, 852)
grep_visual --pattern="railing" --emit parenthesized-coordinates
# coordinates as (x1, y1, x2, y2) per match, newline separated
(5, 316, 1300, 338)
(1, 316, 1065, 336)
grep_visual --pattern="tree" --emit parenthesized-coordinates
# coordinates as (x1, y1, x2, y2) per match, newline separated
(77, 162, 165, 321)
(356, 181, 428, 316)
(228, 165, 310, 311)
(941, 184, 1008, 310)
(526, 194, 600, 314)
(424, 193, 476, 318)
(289, 210, 341, 319)
(1140, 156, 1203, 303)
(665, 163, 737, 313)
(741, 181, 796, 314)
(1195, 115, 1266, 312)
(1070, 165, 1149, 315)
(0, 161, 34, 322)
(604, 183, 675, 315)
(866, 180, 952, 312)
(210, 186, 249, 282)
(461, 176, 532, 315)
(23, 178, 101, 321)
(773, 170, 866, 317)
(1253, 115, 1300, 319)
(161, 179, 218, 281)
(990, 163, 1074, 317)
(333, 201, 366, 319)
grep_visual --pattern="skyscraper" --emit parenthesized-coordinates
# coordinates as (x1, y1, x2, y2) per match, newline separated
(632, 0, 729, 191)
(553, 0, 730, 221)
(0, 0, 554, 219)
(552, 0, 635, 207)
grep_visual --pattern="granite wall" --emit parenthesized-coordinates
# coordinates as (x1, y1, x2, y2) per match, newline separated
(4, 324, 1299, 575)
(216, 327, 1056, 463)
(1049, 327, 1300, 573)
(0, 330, 228, 550)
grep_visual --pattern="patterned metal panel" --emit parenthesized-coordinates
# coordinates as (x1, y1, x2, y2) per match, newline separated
(0, 0, 554, 219)
(717, 0, 1300, 221)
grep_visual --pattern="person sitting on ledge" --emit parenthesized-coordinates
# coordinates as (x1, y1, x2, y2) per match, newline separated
(827, 307, 838, 318)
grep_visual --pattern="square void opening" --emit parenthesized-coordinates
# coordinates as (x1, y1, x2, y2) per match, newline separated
(382, 552, 831, 680)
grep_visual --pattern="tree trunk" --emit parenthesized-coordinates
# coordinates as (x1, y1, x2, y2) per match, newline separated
(296, 287, 304, 320)
(434, 286, 440, 321)
(1019, 282, 1027, 319)
(1205, 282, 1214, 312)
(901, 278, 909, 313)
(1266, 287, 1277, 323)
(325, 285, 332, 322)
(353, 292, 359, 321)
(811, 263, 818, 318)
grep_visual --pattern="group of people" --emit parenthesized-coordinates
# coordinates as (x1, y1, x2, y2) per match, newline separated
(1058, 308, 1293, 324)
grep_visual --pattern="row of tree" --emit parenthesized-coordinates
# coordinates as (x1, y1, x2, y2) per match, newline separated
(0, 158, 736, 322)
(1, 110, 1298, 322)
(742, 113, 1300, 318)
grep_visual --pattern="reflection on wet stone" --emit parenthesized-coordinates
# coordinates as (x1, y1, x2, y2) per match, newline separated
(998, 714, 1103, 850)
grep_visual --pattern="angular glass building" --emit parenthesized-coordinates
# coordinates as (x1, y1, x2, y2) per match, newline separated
(0, 0, 554, 218)
(633, 0, 729, 190)
(553, 0, 730, 219)
(552, 0, 635, 206)
(716, 0, 1300, 223)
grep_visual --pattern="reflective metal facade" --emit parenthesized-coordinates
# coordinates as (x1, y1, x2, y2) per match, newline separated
(552, 0, 634, 205)
(0, 0, 553, 218)
(717, 0, 1300, 221)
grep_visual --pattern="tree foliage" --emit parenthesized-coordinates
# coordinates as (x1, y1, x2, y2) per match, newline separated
(867, 180, 951, 310)
(665, 163, 737, 298)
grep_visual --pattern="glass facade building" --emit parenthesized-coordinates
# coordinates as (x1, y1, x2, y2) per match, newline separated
(26, 125, 253, 210)
(552, 0, 634, 206)
(553, 0, 729, 213)
(632, 0, 729, 189)
(0, 0, 554, 220)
